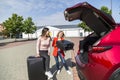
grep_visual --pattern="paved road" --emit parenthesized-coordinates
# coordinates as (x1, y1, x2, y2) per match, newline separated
(0, 39, 73, 80)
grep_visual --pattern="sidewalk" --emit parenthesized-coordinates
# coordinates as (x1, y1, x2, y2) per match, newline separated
(0, 38, 36, 49)
(69, 37, 83, 80)
(0, 38, 29, 43)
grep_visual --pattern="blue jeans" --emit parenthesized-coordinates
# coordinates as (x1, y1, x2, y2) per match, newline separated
(54, 51, 69, 71)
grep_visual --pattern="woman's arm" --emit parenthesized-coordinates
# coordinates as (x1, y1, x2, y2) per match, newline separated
(48, 37, 51, 55)
(36, 36, 41, 56)
(52, 38, 57, 47)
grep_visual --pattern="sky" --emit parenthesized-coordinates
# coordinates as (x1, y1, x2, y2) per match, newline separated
(0, 0, 120, 26)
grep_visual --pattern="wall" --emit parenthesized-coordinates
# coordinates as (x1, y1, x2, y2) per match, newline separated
(0, 24, 4, 32)
(22, 26, 89, 39)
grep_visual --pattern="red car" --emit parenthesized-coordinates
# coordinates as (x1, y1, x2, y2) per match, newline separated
(64, 2, 120, 80)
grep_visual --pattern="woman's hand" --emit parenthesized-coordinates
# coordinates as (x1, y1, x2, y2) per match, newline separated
(48, 52, 50, 56)
(36, 54, 40, 57)
(54, 44, 57, 47)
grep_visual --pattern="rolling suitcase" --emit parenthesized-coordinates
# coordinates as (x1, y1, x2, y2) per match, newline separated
(56, 40, 74, 51)
(27, 56, 47, 80)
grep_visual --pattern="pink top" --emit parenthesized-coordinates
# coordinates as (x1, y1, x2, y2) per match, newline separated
(36, 36, 51, 54)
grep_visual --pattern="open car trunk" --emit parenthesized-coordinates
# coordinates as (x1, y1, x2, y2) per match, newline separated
(64, 2, 116, 36)
(78, 32, 100, 63)
(64, 2, 116, 63)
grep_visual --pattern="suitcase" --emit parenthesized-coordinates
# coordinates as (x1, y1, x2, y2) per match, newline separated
(56, 40, 74, 51)
(27, 56, 47, 80)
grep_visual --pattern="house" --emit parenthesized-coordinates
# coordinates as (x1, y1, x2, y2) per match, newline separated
(0, 24, 4, 39)
(0, 24, 4, 33)
(22, 25, 89, 39)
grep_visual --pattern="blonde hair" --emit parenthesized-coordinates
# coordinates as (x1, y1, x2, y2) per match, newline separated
(57, 31, 65, 38)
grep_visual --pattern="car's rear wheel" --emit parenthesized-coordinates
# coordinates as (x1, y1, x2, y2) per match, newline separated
(76, 56, 86, 80)
(78, 70, 86, 80)
(109, 68, 120, 80)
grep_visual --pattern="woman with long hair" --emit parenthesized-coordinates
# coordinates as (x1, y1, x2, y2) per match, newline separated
(36, 27, 53, 79)
(52, 31, 71, 75)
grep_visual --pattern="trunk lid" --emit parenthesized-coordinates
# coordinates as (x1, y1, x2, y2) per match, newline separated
(64, 2, 116, 36)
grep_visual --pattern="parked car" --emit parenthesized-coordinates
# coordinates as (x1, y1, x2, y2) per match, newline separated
(64, 2, 120, 80)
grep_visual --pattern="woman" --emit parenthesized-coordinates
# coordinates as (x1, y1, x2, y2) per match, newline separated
(36, 27, 53, 79)
(52, 31, 71, 75)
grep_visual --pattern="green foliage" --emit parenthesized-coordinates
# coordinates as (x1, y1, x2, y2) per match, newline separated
(23, 17, 36, 39)
(2, 13, 36, 38)
(78, 22, 92, 32)
(3, 14, 24, 38)
(23, 17, 36, 34)
(2, 29, 9, 37)
(100, 6, 111, 15)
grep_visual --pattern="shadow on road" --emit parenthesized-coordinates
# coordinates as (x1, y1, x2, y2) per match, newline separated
(50, 58, 76, 80)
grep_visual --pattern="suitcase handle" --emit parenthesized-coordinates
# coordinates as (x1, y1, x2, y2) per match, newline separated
(28, 56, 40, 59)
(28, 56, 35, 58)
(28, 56, 44, 59)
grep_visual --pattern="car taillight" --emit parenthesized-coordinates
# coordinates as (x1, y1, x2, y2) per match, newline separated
(77, 49, 80, 54)
(89, 46, 112, 53)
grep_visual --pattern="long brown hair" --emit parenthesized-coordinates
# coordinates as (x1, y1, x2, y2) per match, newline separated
(57, 31, 65, 38)
(41, 27, 49, 37)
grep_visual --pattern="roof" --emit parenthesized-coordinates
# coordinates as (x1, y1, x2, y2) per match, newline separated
(37, 25, 81, 30)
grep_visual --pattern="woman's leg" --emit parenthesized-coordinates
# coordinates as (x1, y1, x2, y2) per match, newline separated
(54, 56, 60, 70)
(39, 50, 50, 71)
(39, 50, 53, 79)
(58, 52, 69, 71)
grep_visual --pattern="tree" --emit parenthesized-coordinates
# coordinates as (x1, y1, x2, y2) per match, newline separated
(2, 29, 9, 38)
(78, 6, 111, 32)
(23, 17, 36, 39)
(78, 22, 92, 32)
(3, 13, 24, 38)
(101, 6, 111, 15)
(2, 13, 36, 40)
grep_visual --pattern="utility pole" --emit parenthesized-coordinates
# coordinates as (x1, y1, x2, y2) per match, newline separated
(111, 0, 112, 16)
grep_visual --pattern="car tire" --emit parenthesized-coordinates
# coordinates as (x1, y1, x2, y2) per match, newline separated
(109, 68, 120, 80)
(77, 69, 86, 80)
(76, 62, 86, 80)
